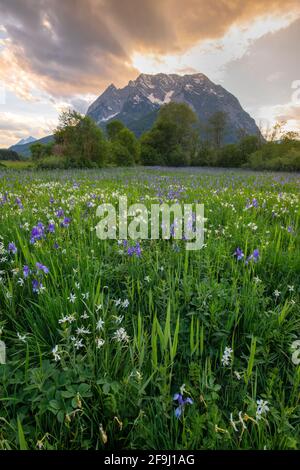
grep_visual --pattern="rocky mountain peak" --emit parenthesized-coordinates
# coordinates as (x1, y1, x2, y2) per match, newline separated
(86, 72, 261, 142)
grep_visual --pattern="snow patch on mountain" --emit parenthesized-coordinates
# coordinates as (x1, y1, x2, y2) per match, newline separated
(99, 112, 119, 122)
(164, 90, 174, 103)
(15, 136, 36, 146)
(148, 90, 174, 105)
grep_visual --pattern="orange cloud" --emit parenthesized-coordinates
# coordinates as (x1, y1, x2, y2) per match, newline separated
(0, 0, 299, 98)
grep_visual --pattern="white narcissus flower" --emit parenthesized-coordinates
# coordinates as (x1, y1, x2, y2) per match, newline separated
(221, 346, 233, 366)
(96, 318, 105, 330)
(256, 399, 269, 420)
(52, 345, 61, 362)
(113, 327, 130, 343)
(96, 338, 105, 348)
(68, 293, 76, 303)
(17, 278, 24, 286)
(17, 332, 28, 343)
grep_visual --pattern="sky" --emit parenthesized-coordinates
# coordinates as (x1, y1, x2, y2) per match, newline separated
(0, 0, 300, 147)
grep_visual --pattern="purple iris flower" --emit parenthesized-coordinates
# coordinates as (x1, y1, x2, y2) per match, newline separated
(30, 222, 45, 244)
(173, 393, 193, 418)
(48, 223, 55, 233)
(0, 193, 8, 205)
(234, 247, 244, 260)
(127, 246, 135, 256)
(8, 242, 17, 254)
(56, 209, 64, 218)
(246, 248, 259, 264)
(32, 279, 42, 293)
(16, 197, 23, 209)
(23, 265, 30, 278)
(127, 242, 141, 257)
(252, 198, 258, 208)
(36, 262, 49, 274)
(60, 217, 71, 227)
(135, 242, 141, 257)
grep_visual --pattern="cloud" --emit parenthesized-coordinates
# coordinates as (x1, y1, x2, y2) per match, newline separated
(222, 18, 300, 108)
(0, 0, 299, 143)
(0, 0, 299, 99)
(132, 14, 298, 82)
(0, 111, 56, 147)
(272, 103, 300, 123)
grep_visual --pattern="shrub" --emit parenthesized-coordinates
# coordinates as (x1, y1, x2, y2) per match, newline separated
(35, 155, 69, 170)
(216, 144, 242, 167)
(140, 142, 163, 165)
(110, 142, 135, 166)
(247, 140, 300, 171)
(191, 144, 217, 166)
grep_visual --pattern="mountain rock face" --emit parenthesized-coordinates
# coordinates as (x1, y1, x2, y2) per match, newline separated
(87, 73, 261, 142)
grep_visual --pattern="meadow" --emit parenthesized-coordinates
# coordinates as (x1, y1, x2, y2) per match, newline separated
(0, 166, 299, 450)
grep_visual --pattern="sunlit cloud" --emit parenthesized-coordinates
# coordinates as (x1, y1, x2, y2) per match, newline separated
(0, 111, 56, 147)
(257, 101, 300, 133)
(0, 0, 299, 145)
(132, 13, 298, 81)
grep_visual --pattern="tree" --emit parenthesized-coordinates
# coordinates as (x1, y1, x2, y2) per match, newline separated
(191, 143, 217, 167)
(281, 130, 299, 142)
(140, 102, 200, 166)
(238, 135, 261, 164)
(117, 128, 140, 163)
(106, 120, 140, 165)
(54, 109, 108, 167)
(216, 144, 242, 167)
(110, 142, 135, 166)
(246, 138, 300, 171)
(207, 111, 227, 148)
(30, 142, 53, 161)
(106, 120, 125, 140)
(259, 120, 286, 142)
(140, 139, 162, 165)
(0, 149, 20, 161)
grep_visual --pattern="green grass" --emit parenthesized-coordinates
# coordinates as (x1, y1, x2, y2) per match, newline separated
(0, 160, 32, 169)
(0, 167, 299, 450)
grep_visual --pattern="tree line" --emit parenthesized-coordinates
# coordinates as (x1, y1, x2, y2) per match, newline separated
(0, 149, 21, 161)
(26, 103, 300, 171)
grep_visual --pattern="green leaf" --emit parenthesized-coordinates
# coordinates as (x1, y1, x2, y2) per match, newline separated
(17, 417, 28, 451)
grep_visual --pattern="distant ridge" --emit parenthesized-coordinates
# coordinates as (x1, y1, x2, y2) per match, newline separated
(9, 135, 54, 157)
(15, 136, 37, 146)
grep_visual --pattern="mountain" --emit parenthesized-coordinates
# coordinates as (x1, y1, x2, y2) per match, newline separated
(15, 136, 37, 146)
(87, 73, 261, 142)
(10, 135, 54, 157)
